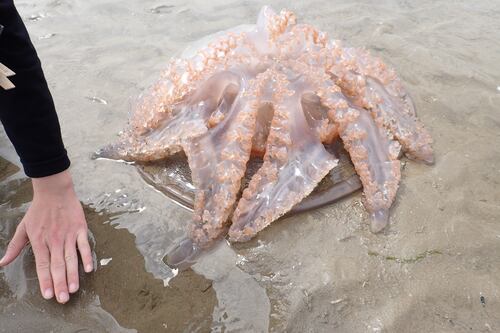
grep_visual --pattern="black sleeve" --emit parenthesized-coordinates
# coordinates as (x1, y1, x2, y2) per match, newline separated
(0, 0, 70, 178)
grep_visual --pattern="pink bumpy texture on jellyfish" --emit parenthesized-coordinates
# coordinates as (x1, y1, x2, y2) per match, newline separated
(97, 6, 433, 266)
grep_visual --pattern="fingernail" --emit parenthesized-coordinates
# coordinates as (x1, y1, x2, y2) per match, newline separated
(58, 291, 69, 303)
(43, 288, 54, 299)
(69, 283, 78, 293)
(85, 264, 93, 273)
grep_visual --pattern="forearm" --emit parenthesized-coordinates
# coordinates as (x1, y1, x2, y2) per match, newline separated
(0, 0, 70, 178)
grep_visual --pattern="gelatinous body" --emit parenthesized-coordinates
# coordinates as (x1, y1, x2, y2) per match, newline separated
(97, 6, 433, 266)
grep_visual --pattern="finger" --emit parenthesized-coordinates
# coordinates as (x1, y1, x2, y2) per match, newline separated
(0, 222, 28, 266)
(64, 237, 79, 293)
(31, 241, 54, 300)
(49, 243, 69, 304)
(76, 230, 93, 273)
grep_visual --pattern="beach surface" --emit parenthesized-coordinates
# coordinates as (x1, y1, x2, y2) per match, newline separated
(1, 0, 500, 332)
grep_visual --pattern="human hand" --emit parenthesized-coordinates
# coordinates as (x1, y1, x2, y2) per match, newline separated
(0, 170, 93, 304)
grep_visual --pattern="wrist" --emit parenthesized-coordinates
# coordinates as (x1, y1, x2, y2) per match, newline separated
(32, 169, 75, 197)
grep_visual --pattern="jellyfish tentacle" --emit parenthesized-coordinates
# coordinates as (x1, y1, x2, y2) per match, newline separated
(183, 69, 276, 248)
(95, 71, 242, 162)
(277, 61, 401, 233)
(363, 76, 433, 163)
(320, 85, 401, 233)
(229, 73, 338, 242)
(326, 44, 433, 163)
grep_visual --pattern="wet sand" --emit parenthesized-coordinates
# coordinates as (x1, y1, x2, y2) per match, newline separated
(1, 0, 500, 332)
(0, 156, 216, 332)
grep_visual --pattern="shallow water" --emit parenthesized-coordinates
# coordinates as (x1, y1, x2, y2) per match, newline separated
(1, 0, 500, 332)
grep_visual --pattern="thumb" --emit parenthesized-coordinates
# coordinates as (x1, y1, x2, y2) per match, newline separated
(0, 222, 29, 266)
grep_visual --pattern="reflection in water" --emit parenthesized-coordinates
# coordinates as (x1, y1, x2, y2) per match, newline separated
(193, 243, 271, 332)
